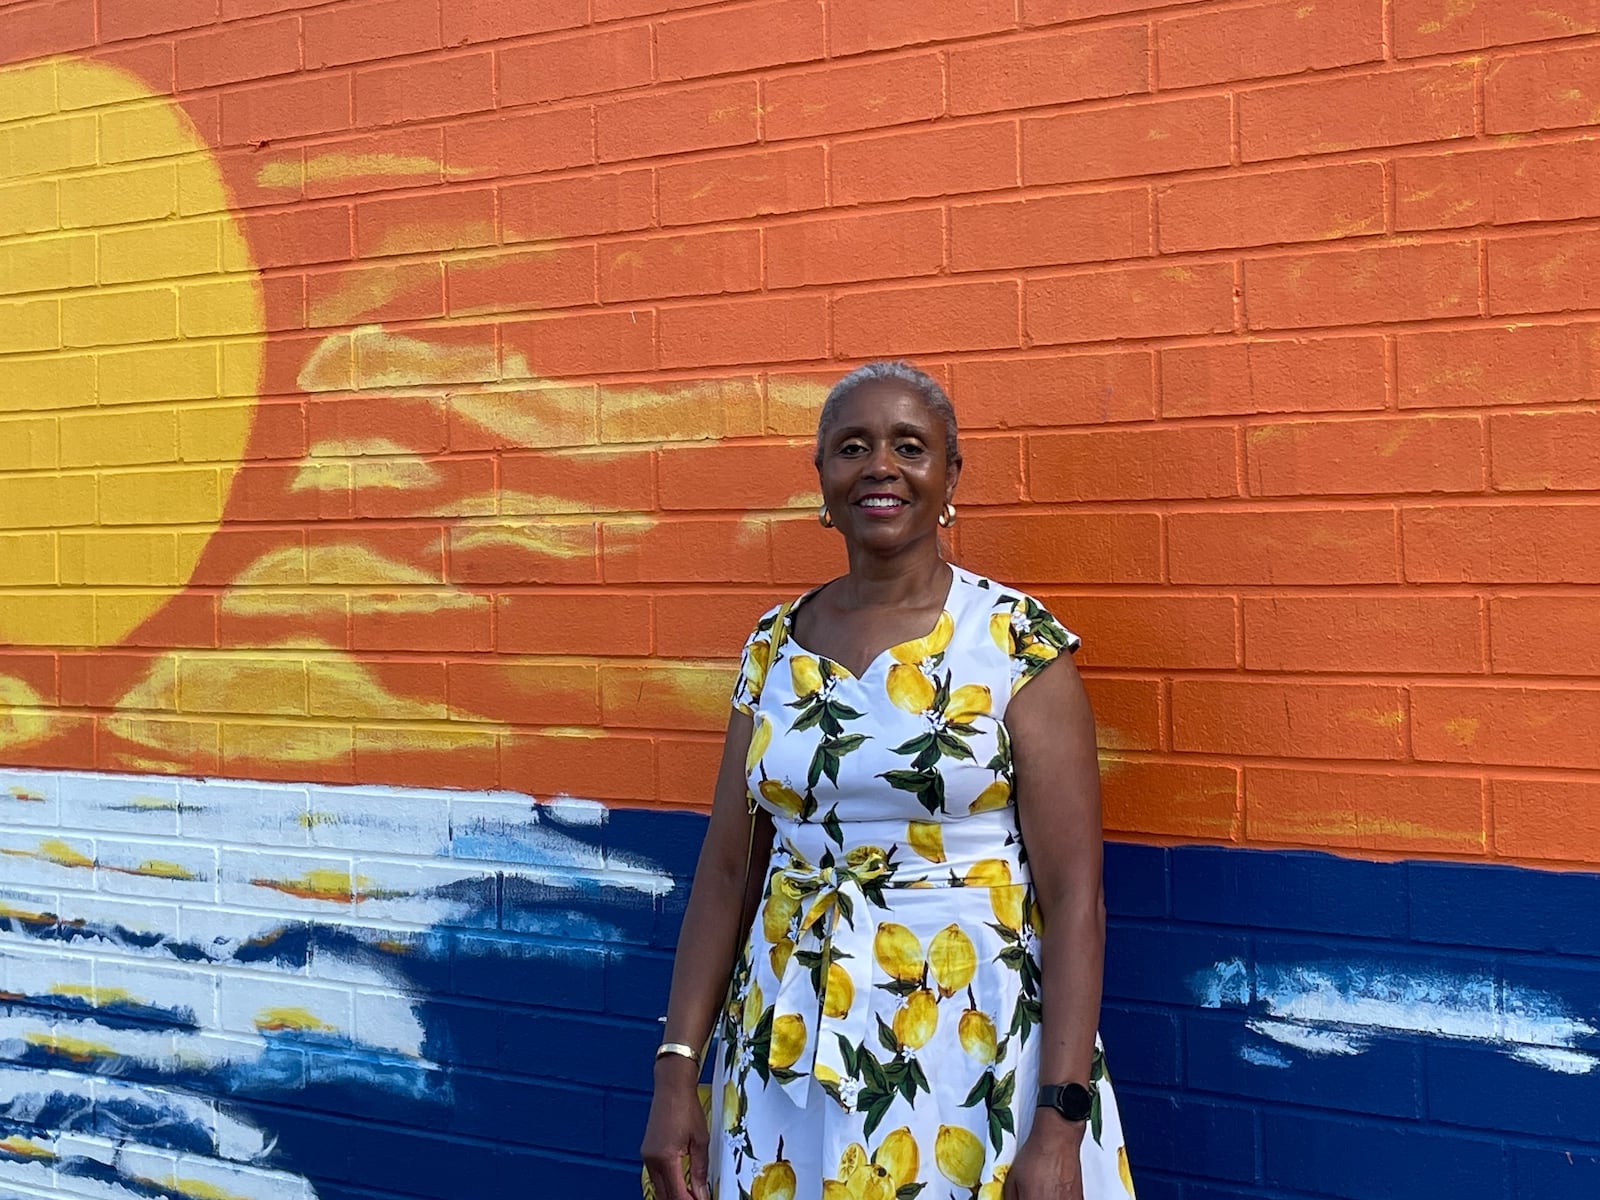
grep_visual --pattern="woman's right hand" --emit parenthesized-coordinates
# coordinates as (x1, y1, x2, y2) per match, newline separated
(640, 1060, 712, 1200)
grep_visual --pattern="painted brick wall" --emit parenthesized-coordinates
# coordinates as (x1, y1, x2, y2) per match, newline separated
(2, 1, 1600, 1198)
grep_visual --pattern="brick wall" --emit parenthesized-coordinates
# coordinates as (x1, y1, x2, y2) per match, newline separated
(2, 1, 1599, 1198)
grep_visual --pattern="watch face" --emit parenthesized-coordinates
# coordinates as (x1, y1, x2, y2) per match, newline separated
(1045, 1082, 1095, 1122)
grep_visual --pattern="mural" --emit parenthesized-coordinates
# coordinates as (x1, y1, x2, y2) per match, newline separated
(3, 8, 1600, 1199)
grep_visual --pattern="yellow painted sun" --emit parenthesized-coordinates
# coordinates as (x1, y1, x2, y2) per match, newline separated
(0, 56, 263, 648)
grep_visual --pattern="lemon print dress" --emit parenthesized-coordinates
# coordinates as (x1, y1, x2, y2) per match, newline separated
(712, 564, 1135, 1200)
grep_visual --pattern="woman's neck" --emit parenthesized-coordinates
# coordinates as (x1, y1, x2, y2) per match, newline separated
(834, 542, 950, 611)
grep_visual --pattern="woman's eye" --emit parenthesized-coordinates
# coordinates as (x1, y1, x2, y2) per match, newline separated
(897, 443, 924, 456)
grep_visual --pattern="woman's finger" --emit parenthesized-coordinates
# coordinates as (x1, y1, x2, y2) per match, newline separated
(687, 1137, 711, 1200)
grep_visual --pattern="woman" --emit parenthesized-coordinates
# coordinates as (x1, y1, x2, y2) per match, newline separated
(642, 362, 1134, 1200)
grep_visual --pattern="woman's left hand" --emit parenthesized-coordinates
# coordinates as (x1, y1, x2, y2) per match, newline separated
(1003, 1117, 1086, 1200)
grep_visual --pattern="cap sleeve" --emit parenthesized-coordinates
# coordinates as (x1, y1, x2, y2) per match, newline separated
(999, 593, 1081, 695)
(730, 603, 785, 715)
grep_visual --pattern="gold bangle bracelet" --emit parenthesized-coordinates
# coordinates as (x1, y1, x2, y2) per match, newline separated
(655, 1041, 700, 1065)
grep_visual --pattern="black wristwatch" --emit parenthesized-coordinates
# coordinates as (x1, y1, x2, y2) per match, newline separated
(1038, 1082, 1095, 1123)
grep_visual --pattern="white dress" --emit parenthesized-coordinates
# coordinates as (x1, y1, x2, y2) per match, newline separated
(710, 564, 1135, 1200)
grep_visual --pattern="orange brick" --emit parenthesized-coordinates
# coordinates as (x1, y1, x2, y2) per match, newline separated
(1240, 63, 1475, 162)
(1488, 229, 1600, 317)
(958, 512, 1162, 584)
(1244, 241, 1479, 331)
(447, 245, 597, 316)
(603, 518, 770, 583)
(1404, 503, 1600, 583)
(501, 170, 654, 242)
(356, 725, 498, 792)
(1490, 408, 1600, 491)
(354, 189, 496, 258)
(441, 0, 585, 43)
(100, 0, 212, 39)
(1244, 595, 1485, 673)
(497, 593, 651, 655)
(308, 659, 447, 720)
(222, 722, 354, 784)
(1397, 322, 1600, 409)
(601, 375, 763, 443)
(218, 593, 349, 650)
(1246, 767, 1486, 854)
(1396, 140, 1600, 231)
(1081, 675, 1163, 751)
(502, 730, 655, 802)
(1246, 414, 1485, 496)
(1490, 596, 1600, 675)
(952, 352, 1155, 428)
(1157, 0, 1383, 88)
(1030, 425, 1240, 501)
(1169, 509, 1400, 585)
(954, 433, 1024, 506)
(1487, 43, 1600, 134)
(77, 40, 177, 96)
(104, 592, 219, 649)
(4, 0, 95, 59)
(1022, 95, 1232, 186)
(828, 0, 1016, 55)
(238, 206, 352, 270)
(1395, 0, 1600, 57)
(835, 279, 1020, 357)
(447, 521, 600, 586)
(658, 144, 826, 227)
(1493, 777, 1600, 862)
(306, 260, 444, 328)
(444, 109, 595, 181)
(60, 651, 173, 710)
(352, 593, 493, 652)
(771, 514, 848, 586)
(1162, 337, 1387, 418)
(448, 385, 598, 451)
(657, 735, 726, 807)
(1414, 684, 1600, 769)
(230, 465, 347, 521)
(657, 442, 818, 511)
(1028, 261, 1235, 345)
(500, 447, 655, 513)
(1044, 594, 1238, 669)
(220, 73, 353, 146)
(298, 127, 445, 199)
(1176, 679, 1408, 760)
(657, 0, 824, 81)
(1100, 757, 1241, 840)
(597, 80, 759, 163)
(601, 229, 761, 303)
(501, 309, 657, 378)
(832, 121, 1018, 206)
(186, 528, 307, 586)
(351, 456, 496, 519)
(658, 295, 828, 369)
(1158, 162, 1384, 254)
(177, 15, 300, 88)
(762, 53, 944, 142)
(306, 526, 443, 583)
(767, 208, 943, 289)
(601, 662, 738, 732)
(499, 26, 652, 107)
(304, 0, 439, 67)
(0, 651, 58, 703)
(653, 592, 788, 658)
(447, 660, 600, 725)
(354, 53, 494, 127)
(949, 25, 1148, 115)
(99, 716, 218, 775)
(951, 189, 1151, 271)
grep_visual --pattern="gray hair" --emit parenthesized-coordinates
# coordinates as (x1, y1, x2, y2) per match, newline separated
(813, 360, 960, 467)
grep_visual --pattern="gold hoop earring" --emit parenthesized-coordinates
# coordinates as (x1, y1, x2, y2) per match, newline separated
(938, 502, 957, 528)
(818, 504, 834, 529)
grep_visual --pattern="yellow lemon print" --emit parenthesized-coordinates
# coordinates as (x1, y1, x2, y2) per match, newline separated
(907, 820, 946, 863)
(886, 663, 936, 714)
(959, 1009, 997, 1065)
(746, 638, 772, 697)
(979, 1164, 1010, 1200)
(770, 1012, 807, 1069)
(742, 979, 765, 1037)
(790, 655, 824, 698)
(935, 1125, 985, 1189)
(990, 883, 1027, 933)
(747, 713, 773, 773)
(944, 683, 991, 723)
(989, 610, 1015, 654)
(752, 1158, 797, 1200)
(1024, 640, 1059, 662)
(873, 922, 924, 983)
(928, 924, 977, 998)
(721, 1079, 739, 1131)
(873, 1127, 920, 1189)
(1119, 1144, 1136, 1196)
(823, 961, 854, 1019)
(964, 859, 1012, 888)
(969, 778, 1011, 813)
(769, 937, 795, 978)
(759, 778, 805, 818)
(892, 988, 939, 1050)
(891, 611, 954, 664)
(762, 886, 799, 944)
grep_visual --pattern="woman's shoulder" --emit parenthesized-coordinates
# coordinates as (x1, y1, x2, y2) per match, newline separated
(948, 564, 1082, 658)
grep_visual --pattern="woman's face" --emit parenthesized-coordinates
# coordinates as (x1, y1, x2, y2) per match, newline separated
(816, 381, 960, 555)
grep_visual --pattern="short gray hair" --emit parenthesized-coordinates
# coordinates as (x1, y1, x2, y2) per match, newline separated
(813, 360, 960, 467)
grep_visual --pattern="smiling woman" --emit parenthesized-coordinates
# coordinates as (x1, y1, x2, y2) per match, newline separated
(0, 57, 264, 650)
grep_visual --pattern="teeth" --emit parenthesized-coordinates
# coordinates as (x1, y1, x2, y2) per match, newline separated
(860, 498, 902, 508)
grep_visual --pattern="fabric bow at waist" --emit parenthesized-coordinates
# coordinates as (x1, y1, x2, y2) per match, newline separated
(761, 845, 888, 1106)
